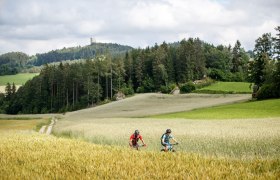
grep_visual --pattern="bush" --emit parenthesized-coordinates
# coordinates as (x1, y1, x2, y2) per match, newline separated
(160, 86, 170, 94)
(121, 87, 134, 96)
(180, 82, 196, 93)
(136, 86, 145, 93)
(256, 84, 280, 100)
(229, 72, 246, 82)
(160, 84, 177, 94)
(208, 69, 228, 81)
(194, 78, 215, 89)
(208, 69, 247, 82)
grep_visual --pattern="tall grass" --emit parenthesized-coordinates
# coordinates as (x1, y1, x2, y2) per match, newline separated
(0, 119, 49, 131)
(0, 132, 279, 179)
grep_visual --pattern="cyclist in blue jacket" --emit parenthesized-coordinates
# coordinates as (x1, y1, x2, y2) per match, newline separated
(161, 129, 178, 152)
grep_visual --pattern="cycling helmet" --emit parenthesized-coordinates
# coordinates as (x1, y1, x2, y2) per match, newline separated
(166, 129, 171, 133)
(135, 130, 140, 135)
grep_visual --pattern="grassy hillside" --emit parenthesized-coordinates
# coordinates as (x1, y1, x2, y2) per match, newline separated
(65, 93, 251, 119)
(194, 81, 252, 94)
(0, 132, 279, 179)
(152, 99, 280, 119)
(0, 73, 39, 85)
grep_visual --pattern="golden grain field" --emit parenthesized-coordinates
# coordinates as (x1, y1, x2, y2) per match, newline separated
(53, 117, 280, 159)
(0, 132, 279, 179)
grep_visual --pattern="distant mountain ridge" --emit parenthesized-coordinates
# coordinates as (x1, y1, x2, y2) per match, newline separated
(0, 42, 133, 75)
(32, 42, 133, 66)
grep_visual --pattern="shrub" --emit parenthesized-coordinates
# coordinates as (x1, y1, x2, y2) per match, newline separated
(208, 69, 228, 81)
(194, 78, 215, 89)
(136, 86, 145, 93)
(160, 84, 176, 94)
(180, 82, 196, 93)
(160, 86, 170, 94)
(256, 84, 280, 100)
(121, 87, 134, 95)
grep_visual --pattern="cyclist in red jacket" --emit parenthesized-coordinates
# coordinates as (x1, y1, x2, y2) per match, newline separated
(129, 130, 146, 150)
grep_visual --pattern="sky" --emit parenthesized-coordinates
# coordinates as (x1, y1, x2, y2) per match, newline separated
(0, 0, 279, 55)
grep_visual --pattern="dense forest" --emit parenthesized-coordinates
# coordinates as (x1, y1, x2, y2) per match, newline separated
(0, 26, 279, 114)
(0, 42, 133, 75)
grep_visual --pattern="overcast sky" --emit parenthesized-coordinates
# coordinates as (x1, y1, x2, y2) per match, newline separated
(0, 0, 279, 55)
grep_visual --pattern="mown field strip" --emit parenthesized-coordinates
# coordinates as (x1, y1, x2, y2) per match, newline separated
(65, 93, 251, 119)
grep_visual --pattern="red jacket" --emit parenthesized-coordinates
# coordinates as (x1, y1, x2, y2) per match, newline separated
(130, 134, 143, 145)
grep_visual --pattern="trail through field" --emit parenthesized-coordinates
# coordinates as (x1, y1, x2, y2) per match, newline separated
(65, 93, 251, 120)
(39, 117, 57, 135)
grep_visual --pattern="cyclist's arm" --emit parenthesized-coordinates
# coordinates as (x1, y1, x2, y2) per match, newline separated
(139, 135, 146, 146)
(129, 135, 133, 147)
(141, 139, 146, 146)
(171, 135, 178, 143)
(172, 138, 178, 143)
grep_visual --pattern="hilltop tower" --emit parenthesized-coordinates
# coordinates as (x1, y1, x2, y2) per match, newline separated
(90, 37, 96, 45)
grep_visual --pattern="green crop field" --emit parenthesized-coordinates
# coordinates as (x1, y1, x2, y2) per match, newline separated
(194, 81, 252, 94)
(0, 73, 39, 85)
(152, 98, 280, 119)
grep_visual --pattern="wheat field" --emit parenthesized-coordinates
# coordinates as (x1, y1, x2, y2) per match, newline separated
(53, 117, 280, 159)
(0, 132, 279, 179)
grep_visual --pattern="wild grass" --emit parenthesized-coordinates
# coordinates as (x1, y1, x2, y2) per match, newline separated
(0, 73, 39, 85)
(194, 81, 252, 94)
(0, 117, 42, 120)
(0, 132, 279, 179)
(53, 118, 280, 159)
(0, 119, 49, 131)
(152, 98, 280, 119)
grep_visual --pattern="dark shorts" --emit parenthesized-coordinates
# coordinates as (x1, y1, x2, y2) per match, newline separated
(162, 143, 172, 150)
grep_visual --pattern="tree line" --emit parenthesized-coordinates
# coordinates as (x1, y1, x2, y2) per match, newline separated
(1, 26, 279, 114)
(0, 37, 250, 114)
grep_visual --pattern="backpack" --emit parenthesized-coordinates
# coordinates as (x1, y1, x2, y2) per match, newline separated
(160, 134, 165, 144)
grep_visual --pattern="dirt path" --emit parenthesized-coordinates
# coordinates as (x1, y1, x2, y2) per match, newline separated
(39, 117, 57, 135)
(65, 93, 251, 120)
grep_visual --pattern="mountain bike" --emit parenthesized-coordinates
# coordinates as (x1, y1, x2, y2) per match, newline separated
(161, 143, 179, 152)
(131, 144, 147, 150)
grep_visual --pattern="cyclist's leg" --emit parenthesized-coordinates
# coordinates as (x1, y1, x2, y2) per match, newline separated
(134, 143, 140, 150)
(167, 143, 173, 151)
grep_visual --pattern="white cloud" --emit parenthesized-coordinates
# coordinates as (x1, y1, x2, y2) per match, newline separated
(0, 0, 279, 55)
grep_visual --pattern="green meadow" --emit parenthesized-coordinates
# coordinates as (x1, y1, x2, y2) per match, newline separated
(152, 98, 280, 119)
(195, 81, 252, 94)
(0, 73, 39, 85)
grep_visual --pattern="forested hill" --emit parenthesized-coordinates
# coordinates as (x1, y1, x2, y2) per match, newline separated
(32, 42, 133, 66)
(0, 52, 30, 75)
(0, 42, 133, 75)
